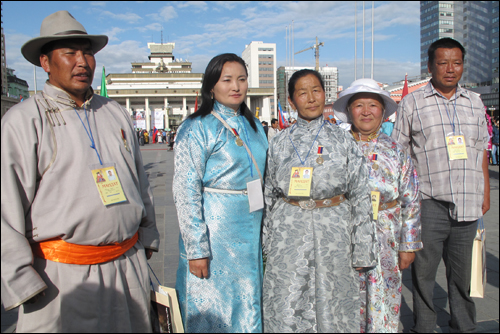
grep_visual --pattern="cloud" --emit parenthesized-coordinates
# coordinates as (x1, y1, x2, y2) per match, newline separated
(213, 1, 248, 10)
(90, 1, 106, 7)
(137, 23, 164, 33)
(331, 58, 421, 88)
(146, 6, 178, 22)
(177, 1, 208, 12)
(103, 27, 125, 42)
(100, 10, 142, 24)
(96, 40, 149, 74)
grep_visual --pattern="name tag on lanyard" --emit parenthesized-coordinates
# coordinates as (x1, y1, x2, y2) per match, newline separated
(445, 134, 468, 160)
(247, 179, 264, 212)
(288, 167, 313, 198)
(90, 164, 127, 206)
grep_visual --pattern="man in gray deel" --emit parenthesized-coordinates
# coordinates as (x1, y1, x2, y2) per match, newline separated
(1, 11, 159, 332)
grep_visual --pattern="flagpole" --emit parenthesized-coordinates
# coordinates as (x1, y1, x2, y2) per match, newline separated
(362, 1, 365, 78)
(354, 1, 357, 80)
(371, 1, 374, 79)
(292, 20, 294, 69)
(286, 26, 288, 68)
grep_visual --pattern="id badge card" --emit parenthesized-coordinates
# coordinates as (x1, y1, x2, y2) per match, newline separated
(371, 191, 380, 220)
(445, 132, 468, 161)
(288, 167, 313, 198)
(247, 179, 264, 213)
(89, 163, 127, 206)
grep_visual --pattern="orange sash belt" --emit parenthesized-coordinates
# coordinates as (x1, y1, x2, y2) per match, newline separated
(31, 232, 139, 265)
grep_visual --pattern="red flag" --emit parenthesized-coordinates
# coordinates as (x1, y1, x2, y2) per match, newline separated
(152, 127, 158, 143)
(402, 73, 409, 99)
(278, 101, 289, 130)
(195, 92, 198, 111)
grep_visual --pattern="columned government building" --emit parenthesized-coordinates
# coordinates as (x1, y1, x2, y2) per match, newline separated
(99, 42, 274, 131)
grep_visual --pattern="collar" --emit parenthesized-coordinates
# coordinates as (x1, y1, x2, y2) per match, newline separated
(42, 81, 94, 109)
(351, 128, 381, 142)
(424, 81, 468, 101)
(295, 115, 325, 130)
(213, 101, 240, 117)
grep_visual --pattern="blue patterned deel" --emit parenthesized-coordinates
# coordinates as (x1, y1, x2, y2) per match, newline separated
(173, 102, 268, 333)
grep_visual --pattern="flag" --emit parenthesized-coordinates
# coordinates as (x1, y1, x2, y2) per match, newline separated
(402, 73, 409, 99)
(278, 101, 289, 129)
(195, 92, 198, 111)
(152, 127, 158, 143)
(100, 66, 108, 98)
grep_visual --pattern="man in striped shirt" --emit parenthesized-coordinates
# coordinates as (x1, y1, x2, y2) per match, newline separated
(392, 38, 490, 333)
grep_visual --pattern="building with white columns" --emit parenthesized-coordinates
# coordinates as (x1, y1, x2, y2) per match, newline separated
(99, 42, 273, 130)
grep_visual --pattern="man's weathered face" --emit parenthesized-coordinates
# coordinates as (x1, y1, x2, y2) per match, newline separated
(428, 47, 463, 93)
(272, 121, 279, 129)
(40, 39, 96, 104)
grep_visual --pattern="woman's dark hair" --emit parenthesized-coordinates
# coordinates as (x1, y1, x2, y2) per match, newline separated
(428, 37, 465, 66)
(288, 69, 325, 102)
(188, 53, 257, 132)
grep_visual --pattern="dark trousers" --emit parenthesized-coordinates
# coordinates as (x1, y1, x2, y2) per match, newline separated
(412, 199, 477, 333)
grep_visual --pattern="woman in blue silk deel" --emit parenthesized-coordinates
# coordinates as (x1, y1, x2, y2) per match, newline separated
(172, 54, 268, 333)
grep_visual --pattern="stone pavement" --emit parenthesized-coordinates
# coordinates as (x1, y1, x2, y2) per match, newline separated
(1, 145, 498, 333)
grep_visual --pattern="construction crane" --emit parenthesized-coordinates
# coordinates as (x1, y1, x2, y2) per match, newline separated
(295, 36, 324, 72)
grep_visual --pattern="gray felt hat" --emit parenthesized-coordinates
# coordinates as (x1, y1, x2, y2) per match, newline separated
(21, 11, 108, 67)
(333, 78, 397, 123)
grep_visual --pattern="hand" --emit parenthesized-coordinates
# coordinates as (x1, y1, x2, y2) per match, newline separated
(355, 267, 364, 271)
(398, 252, 415, 271)
(482, 194, 490, 215)
(145, 248, 154, 260)
(24, 291, 45, 305)
(189, 258, 209, 279)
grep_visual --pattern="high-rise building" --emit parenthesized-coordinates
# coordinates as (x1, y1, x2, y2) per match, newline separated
(277, 66, 338, 113)
(242, 41, 277, 121)
(420, 1, 496, 86)
(1, 11, 8, 96)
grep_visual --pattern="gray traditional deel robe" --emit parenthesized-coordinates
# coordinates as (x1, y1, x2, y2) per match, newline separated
(262, 116, 377, 333)
(1, 83, 160, 332)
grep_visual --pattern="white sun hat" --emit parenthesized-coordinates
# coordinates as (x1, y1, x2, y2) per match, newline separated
(333, 78, 398, 123)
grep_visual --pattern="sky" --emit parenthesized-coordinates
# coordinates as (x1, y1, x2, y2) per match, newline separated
(2, 1, 422, 92)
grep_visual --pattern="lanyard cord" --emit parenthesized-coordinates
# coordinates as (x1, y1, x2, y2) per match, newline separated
(74, 106, 103, 165)
(289, 120, 326, 166)
(442, 91, 458, 134)
(239, 115, 254, 178)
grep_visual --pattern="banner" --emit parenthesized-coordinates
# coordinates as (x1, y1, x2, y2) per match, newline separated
(154, 109, 164, 129)
(134, 119, 146, 130)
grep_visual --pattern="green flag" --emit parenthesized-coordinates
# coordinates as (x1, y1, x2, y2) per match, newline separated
(100, 66, 108, 98)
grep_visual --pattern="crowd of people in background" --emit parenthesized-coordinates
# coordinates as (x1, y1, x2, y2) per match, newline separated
(136, 128, 176, 150)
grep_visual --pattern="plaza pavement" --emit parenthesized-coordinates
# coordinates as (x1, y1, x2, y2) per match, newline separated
(1, 145, 498, 333)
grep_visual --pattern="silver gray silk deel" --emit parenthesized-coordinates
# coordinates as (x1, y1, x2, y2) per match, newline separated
(262, 116, 378, 332)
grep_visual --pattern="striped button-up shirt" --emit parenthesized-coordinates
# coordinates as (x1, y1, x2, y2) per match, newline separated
(392, 81, 488, 222)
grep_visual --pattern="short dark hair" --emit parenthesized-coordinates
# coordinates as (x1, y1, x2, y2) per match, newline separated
(188, 53, 257, 132)
(288, 69, 325, 102)
(427, 37, 465, 66)
(271, 118, 278, 125)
